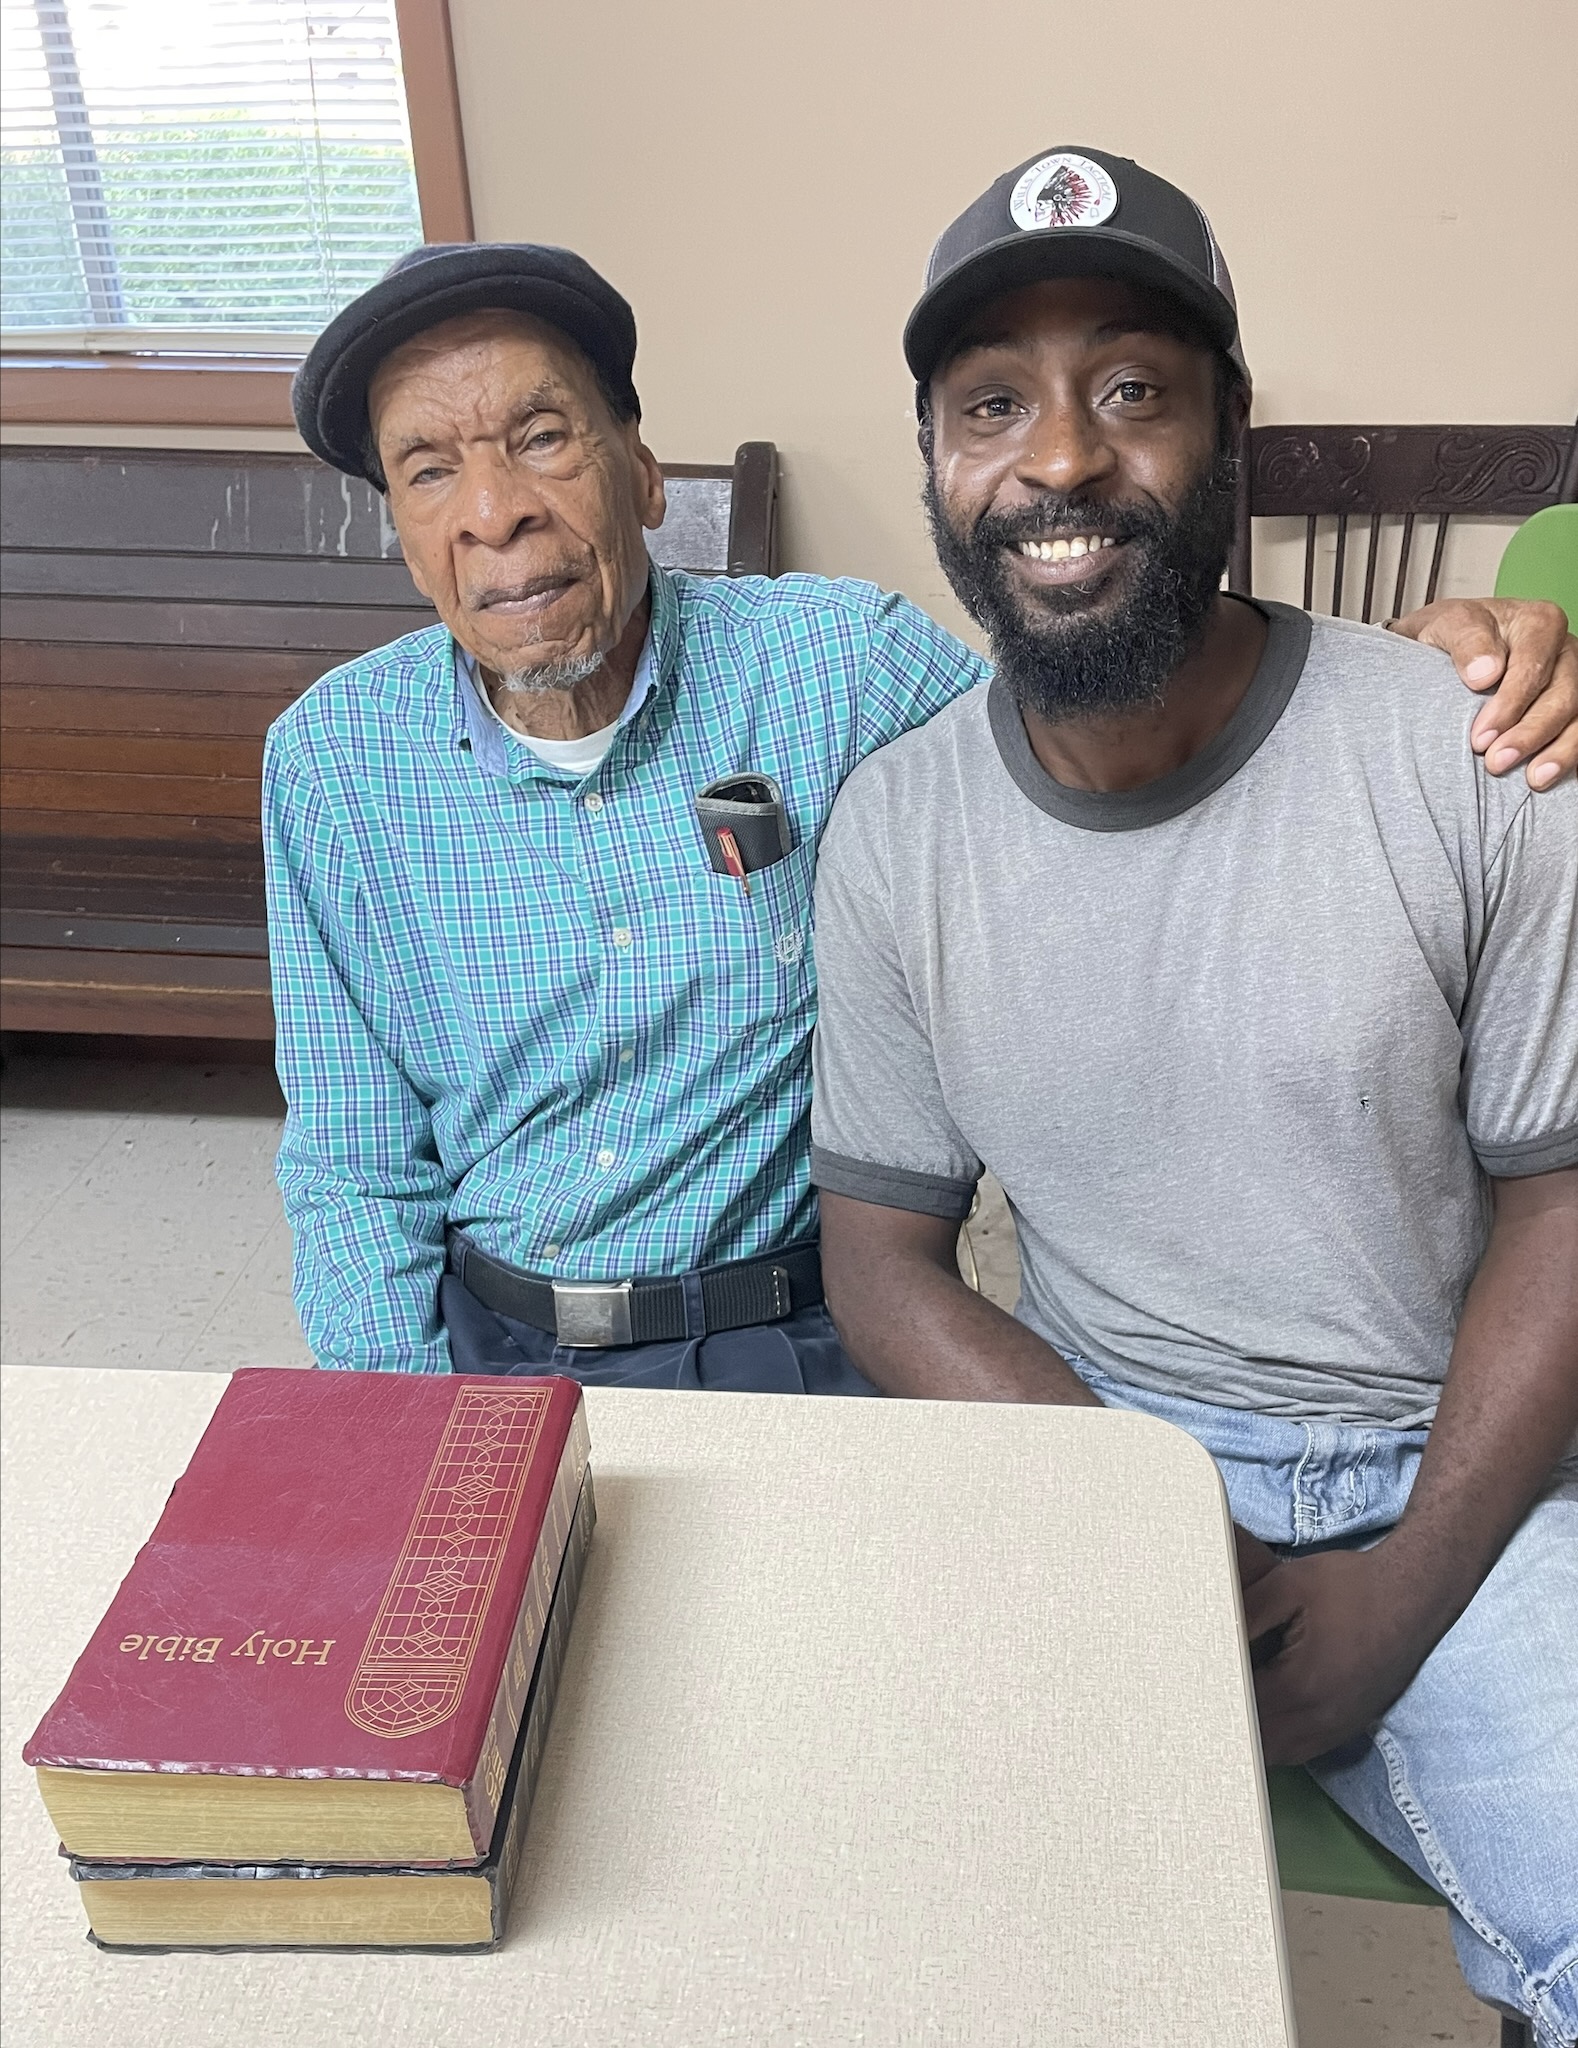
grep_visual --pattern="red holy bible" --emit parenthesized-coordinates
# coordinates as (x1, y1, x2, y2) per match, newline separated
(25, 1369, 589, 1867)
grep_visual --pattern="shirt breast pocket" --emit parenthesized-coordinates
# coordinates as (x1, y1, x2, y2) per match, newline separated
(746, 840, 817, 979)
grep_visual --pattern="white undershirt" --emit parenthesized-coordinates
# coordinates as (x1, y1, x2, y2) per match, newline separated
(468, 644, 652, 776)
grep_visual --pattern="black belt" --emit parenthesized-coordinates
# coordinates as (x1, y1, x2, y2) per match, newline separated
(446, 1233, 823, 1348)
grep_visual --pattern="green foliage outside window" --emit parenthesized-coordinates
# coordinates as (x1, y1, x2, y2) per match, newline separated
(2, 118, 421, 331)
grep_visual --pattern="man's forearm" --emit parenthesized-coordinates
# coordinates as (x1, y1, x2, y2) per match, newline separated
(821, 1191, 1280, 1587)
(1245, 1168, 1578, 1763)
(820, 1191, 1100, 1404)
(1384, 1168, 1578, 1632)
(821, 1190, 1288, 1591)
(280, 1163, 453, 1373)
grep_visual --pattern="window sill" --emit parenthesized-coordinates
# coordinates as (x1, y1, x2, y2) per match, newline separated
(0, 354, 299, 429)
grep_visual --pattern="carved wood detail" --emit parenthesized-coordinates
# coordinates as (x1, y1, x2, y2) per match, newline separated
(1249, 425, 1570, 519)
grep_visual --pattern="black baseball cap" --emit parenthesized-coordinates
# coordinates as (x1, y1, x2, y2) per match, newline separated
(292, 243, 640, 482)
(904, 146, 1248, 391)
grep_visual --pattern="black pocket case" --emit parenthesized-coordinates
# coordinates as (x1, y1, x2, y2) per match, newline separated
(695, 773, 794, 876)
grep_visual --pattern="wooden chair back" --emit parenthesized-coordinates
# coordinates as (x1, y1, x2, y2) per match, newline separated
(1227, 421, 1577, 618)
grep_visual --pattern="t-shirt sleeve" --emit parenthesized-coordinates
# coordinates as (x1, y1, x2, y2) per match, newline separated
(809, 774, 980, 1219)
(1461, 779, 1578, 1177)
(855, 589, 989, 761)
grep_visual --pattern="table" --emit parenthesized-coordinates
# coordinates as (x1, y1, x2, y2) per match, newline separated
(1, 1367, 1294, 2047)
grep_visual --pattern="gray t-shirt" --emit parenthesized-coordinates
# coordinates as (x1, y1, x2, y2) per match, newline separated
(810, 602, 1578, 1427)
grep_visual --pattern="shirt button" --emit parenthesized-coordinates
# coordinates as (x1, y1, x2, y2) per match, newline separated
(543, 1242, 561, 1259)
(618, 1046, 634, 1064)
(611, 927, 633, 950)
(596, 1148, 616, 1169)
(583, 792, 604, 813)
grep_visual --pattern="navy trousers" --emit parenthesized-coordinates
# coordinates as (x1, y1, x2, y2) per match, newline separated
(440, 1272, 883, 1395)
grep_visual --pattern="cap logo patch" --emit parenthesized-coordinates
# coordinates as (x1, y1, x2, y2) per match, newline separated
(1009, 153, 1118, 233)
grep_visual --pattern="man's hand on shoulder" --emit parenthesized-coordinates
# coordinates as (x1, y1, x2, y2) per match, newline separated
(1243, 1545, 1446, 1765)
(1387, 596, 1577, 789)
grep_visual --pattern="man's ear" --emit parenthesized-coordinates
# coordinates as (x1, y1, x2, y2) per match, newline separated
(630, 430, 667, 534)
(1225, 373, 1251, 441)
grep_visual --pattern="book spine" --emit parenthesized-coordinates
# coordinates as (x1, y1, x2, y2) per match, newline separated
(462, 1401, 590, 1856)
(488, 1470, 597, 1941)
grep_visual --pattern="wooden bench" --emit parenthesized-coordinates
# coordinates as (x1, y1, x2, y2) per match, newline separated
(0, 441, 780, 1040)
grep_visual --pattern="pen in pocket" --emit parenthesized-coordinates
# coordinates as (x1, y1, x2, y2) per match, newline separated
(715, 827, 751, 897)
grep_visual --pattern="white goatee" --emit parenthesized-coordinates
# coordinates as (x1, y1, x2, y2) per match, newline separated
(495, 653, 603, 698)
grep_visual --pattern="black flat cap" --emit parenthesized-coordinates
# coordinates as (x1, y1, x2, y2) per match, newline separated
(905, 146, 1248, 391)
(292, 243, 640, 482)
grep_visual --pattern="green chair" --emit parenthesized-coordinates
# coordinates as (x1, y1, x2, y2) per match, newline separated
(1268, 1767, 1533, 2046)
(1495, 502, 1578, 620)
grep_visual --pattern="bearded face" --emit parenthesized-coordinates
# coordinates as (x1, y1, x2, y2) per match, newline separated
(921, 276, 1243, 723)
(924, 432, 1240, 724)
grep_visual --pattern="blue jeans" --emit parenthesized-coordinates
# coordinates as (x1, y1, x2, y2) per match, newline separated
(1070, 1357, 1578, 2047)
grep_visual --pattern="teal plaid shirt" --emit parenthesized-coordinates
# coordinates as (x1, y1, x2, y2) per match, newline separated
(264, 566, 986, 1371)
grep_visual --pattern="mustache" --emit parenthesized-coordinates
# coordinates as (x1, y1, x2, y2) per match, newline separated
(968, 493, 1167, 554)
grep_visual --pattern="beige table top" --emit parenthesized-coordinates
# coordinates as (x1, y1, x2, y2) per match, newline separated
(1, 1367, 1294, 2048)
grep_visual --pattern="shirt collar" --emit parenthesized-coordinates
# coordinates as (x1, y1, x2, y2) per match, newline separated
(453, 567, 671, 780)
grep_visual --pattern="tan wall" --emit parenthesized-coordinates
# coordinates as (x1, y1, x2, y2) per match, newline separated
(449, 0, 1577, 630)
(10, 0, 1571, 630)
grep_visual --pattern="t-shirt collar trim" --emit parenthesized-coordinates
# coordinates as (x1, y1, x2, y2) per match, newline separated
(986, 598, 1312, 833)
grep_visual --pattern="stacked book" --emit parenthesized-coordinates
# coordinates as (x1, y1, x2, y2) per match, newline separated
(23, 1369, 593, 1952)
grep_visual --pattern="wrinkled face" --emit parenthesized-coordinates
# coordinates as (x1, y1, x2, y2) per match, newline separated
(925, 276, 1243, 718)
(369, 309, 666, 679)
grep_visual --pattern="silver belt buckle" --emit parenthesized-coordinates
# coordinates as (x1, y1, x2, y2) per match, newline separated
(551, 1279, 634, 1349)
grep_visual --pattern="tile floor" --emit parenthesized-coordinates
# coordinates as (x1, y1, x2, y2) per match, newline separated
(1, 1050, 310, 1372)
(0, 1047, 1501, 2044)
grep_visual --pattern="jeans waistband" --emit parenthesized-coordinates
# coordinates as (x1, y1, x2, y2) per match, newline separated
(1066, 1355, 1429, 1548)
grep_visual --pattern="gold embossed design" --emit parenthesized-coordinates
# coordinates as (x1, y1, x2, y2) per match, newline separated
(345, 1389, 551, 1739)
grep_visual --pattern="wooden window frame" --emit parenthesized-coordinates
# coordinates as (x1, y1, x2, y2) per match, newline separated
(0, 0, 471, 430)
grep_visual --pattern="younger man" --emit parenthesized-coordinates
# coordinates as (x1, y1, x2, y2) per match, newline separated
(812, 148, 1577, 2041)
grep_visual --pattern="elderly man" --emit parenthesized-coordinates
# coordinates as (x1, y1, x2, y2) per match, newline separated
(810, 149, 1576, 2039)
(270, 238, 1577, 1389)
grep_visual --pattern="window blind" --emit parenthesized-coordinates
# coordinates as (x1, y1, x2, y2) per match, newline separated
(0, 0, 424, 337)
